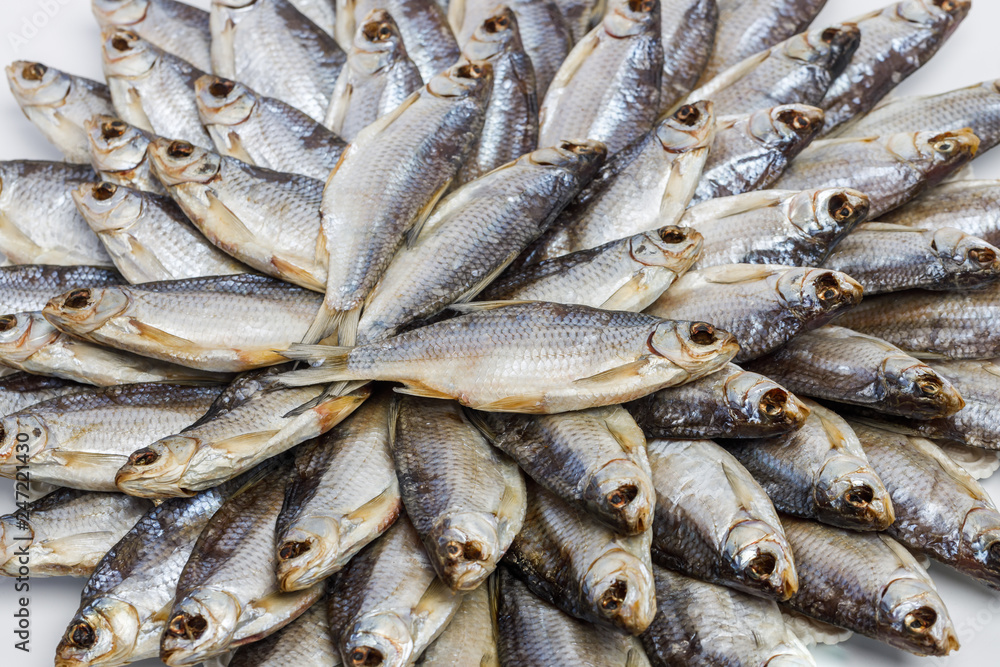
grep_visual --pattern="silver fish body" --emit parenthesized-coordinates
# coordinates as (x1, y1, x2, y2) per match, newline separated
(551, 0, 603, 42)
(0, 372, 83, 418)
(227, 596, 340, 666)
(417, 581, 498, 666)
(92, 0, 213, 72)
(289, 0, 338, 36)
(0, 265, 121, 314)
(877, 179, 1000, 246)
(658, 0, 718, 112)
(84, 115, 166, 196)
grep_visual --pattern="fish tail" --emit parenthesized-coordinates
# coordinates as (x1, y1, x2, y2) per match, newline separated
(277, 344, 354, 386)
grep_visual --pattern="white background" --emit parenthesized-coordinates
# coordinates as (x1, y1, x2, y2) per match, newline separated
(0, 0, 998, 665)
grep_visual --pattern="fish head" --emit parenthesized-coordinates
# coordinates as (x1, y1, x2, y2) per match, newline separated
(5, 61, 70, 108)
(633, 226, 704, 269)
(527, 139, 607, 179)
(725, 371, 810, 434)
(92, 0, 149, 27)
(878, 575, 959, 656)
(55, 597, 141, 667)
(84, 115, 152, 173)
(893, 129, 980, 180)
(605, 0, 660, 38)
(429, 512, 500, 590)
(655, 100, 716, 152)
(960, 507, 1000, 586)
(428, 60, 494, 101)
(750, 104, 824, 148)
(649, 320, 740, 375)
(899, 0, 971, 28)
(115, 436, 199, 498)
(147, 138, 221, 187)
(276, 515, 343, 592)
(350, 10, 407, 74)
(101, 29, 157, 78)
(724, 520, 798, 600)
(880, 355, 965, 417)
(0, 412, 49, 463)
(161, 589, 241, 666)
(342, 610, 414, 667)
(785, 23, 860, 77)
(194, 76, 256, 127)
(582, 547, 656, 633)
(581, 458, 654, 533)
(0, 515, 32, 571)
(779, 268, 863, 322)
(0, 311, 60, 362)
(73, 182, 143, 234)
(43, 286, 131, 335)
(932, 227, 1000, 286)
(814, 456, 895, 530)
(787, 188, 869, 248)
(462, 6, 522, 62)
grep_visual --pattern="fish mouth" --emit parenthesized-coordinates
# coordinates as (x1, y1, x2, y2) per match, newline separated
(887, 363, 965, 417)
(343, 612, 412, 667)
(880, 578, 959, 656)
(55, 599, 140, 667)
(275, 519, 340, 591)
(815, 460, 895, 531)
(161, 590, 240, 666)
(431, 515, 499, 590)
(726, 521, 798, 600)
(583, 551, 656, 634)
(6, 61, 68, 105)
(583, 460, 653, 534)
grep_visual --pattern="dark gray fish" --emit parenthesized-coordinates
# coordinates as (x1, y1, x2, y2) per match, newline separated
(0, 265, 121, 314)
(93, 0, 213, 72)
(0, 373, 83, 418)
(877, 179, 1000, 246)
(226, 596, 340, 666)
(658, 0, 717, 112)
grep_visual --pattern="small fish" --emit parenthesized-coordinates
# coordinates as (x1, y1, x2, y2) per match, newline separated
(481, 226, 702, 313)
(325, 9, 423, 142)
(627, 362, 810, 439)
(5, 62, 115, 163)
(101, 28, 213, 148)
(852, 422, 1000, 589)
(538, 0, 663, 155)
(646, 438, 798, 601)
(43, 275, 324, 372)
(876, 179, 1000, 246)
(505, 479, 656, 634)
(0, 488, 151, 577)
(658, 0, 718, 112)
(496, 569, 651, 666)
(275, 391, 399, 591)
(0, 265, 121, 314)
(210, 0, 346, 123)
(226, 596, 339, 666)
(195, 75, 346, 182)
(148, 139, 326, 291)
(646, 264, 862, 362)
(84, 115, 166, 195)
(0, 372, 83, 417)
(416, 580, 498, 666)
(0, 161, 114, 267)
(284, 301, 739, 414)
(326, 515, 464, 667)
(746, 326, 967, 419)
(641, 564, 817, 667)
(92, 0, 213, 72)
(723, 400, 895, 531)
(682, 187, 870, 269)
(779, 515, 959, 656)
(687, 22, 859, 117)
(691, 104, 825, 204)
(819, 0, 971, 135)
(73, 181, 252, 284)
(772, 129, 980, 219)
(393, 397, 526, 590)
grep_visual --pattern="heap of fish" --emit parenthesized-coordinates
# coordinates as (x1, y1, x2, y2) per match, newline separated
(2, 0, 999, 664)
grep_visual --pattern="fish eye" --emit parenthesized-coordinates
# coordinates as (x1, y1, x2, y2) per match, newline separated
(93, 182, 118, 201)
(777, 109, 813, 132)
(599, 580, 628, 611)
(445, 541, 463, 559)
(673, 104, 701, 126)
(844, 485, 874, 508)
(827, 194, 855, 222)
(904, 607, 937, 634)
(278, 540, 311, 560)
(167, 613, 208, 640)
(22, 63, 47, 81)
(937, 0, 958, 12)
(606, 484, 639, 509)
(689, 322, 717, 345)
(820, 28, 838, 44)
(627, 0, 654, 13)
(68, 621, 96, 648)
(377, 25, 393, 40)
(747, 553, 776, 580)
(101, 119, 127, 139)
(934, 140, 956, 154)
(658, 227, 686, 244)
(917, 378, 942, 396)
(485, 14, 510, 32)
(457, 62, 489, 80)
(759, 389, 787, 418)
(970, 247, 997, 265)
(127, 448, 159, 466)
(349, 647, 384, 666)
(0, 315, 18, 332)
(208, 79, 235, 98)
(63, 288, 93, 310)
(167, 141, 195, 159)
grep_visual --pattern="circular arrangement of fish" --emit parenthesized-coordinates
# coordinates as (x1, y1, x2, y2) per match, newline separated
(2, 0, 999, 665)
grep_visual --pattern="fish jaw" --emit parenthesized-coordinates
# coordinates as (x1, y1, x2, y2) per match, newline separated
(276, 516, 342, 592)
(342, 610, 414, 667)
(55, 597, 141, 667)
(161, 588, 241, 666)
(581, 459, 654, 534)
(43, 286, 131, 335)
(115, 436, 199, 498)
(814, 457, 895, 531)
(877, 576, 959, 656)
(581, 548, 656, 634)
(724, 519, 798, 601)
(427, 512, 500, 591)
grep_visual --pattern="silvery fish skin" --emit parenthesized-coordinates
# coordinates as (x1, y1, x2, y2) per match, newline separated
(393, 397, 526, 590)
(101, 28, 213, 148)
(311, 61, 492, 344)
(194, 75, 346, 182)
(5, 62, 115, 163)
(73, 181, 252, 284)
(645, 264, 862, 362)
(551, 0, 603, 42)
(772, 129, 980, 219)
(455, 7, 539, 185)
(505, 479, 656, 635)
(698, 0, 829, 85)
(779, 515, 959, 657)
(496, 569, 651, 667)
(0, 265, 121, 314)
(0, 373, 83, 418)
(877, 179, 1000, 247)
(148, 139, 326, 291)
(161, 461, 324, 666)
(0, 161, 114, 267)
(658, 0, 717, 112)
(325, 9, 423, 142)
(682, 187, 869, 269)
(0, 488, 151, 577)
(822, 223, 1000, 293)
(226, 596, 341, 666)
(745, 326, 967, 419)
(524, 101, 714, 263)
(690, 104, 824, 204)
(646, 438, 797, 601)
(538, 0, 663, 155)
(686, 22, 859, 117)
(54, 470, 254, 667)
(0, 311, 229, 387)
(115, 370, 369, 498)
(357, 141, 606, 344)
(0, 383, 221, 491)
(43, 275, 323, 372)
(210, 0, 346, 123)
(275, 391, 400, 591)
(627, 362, 810, 439)
(416, 580, 497, 666)
(481, 226, 702, 313)
(852, 422, 1000, 589)
(473, 405, 654, 535)
(641, 564, 817, 667)
(283, 302, 739, 414)
(835, 284, 1000, 360)
(326, 515, 464, 667)
(337, 0, 459, 81)
(85, 115, 166, 196)
(289, 0, 337, 37)
(818, 0, 971, 135)
(92, 0, 213, 72)
(723, 400, 895, 531)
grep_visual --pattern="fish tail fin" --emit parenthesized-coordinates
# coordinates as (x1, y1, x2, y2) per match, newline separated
(302, 299, 350, 344)
(277, 344, 354, 386)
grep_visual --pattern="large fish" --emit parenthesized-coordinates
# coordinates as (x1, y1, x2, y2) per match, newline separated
(878, 179, 1000, 246)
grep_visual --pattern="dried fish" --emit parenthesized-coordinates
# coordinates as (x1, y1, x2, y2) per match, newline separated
(84, 115, 166, 195)
(226, 596, 340, 666)
(551, 0, 604, 42)
(92, 0, 213, 72)
(877, 179, 1000, 246)
(417, 580, 498, 666)
(0, 373, 83, 418)
(289, 0, 337, 36)
(657, 0, 717, 112)
(0, 265, 121, 314)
